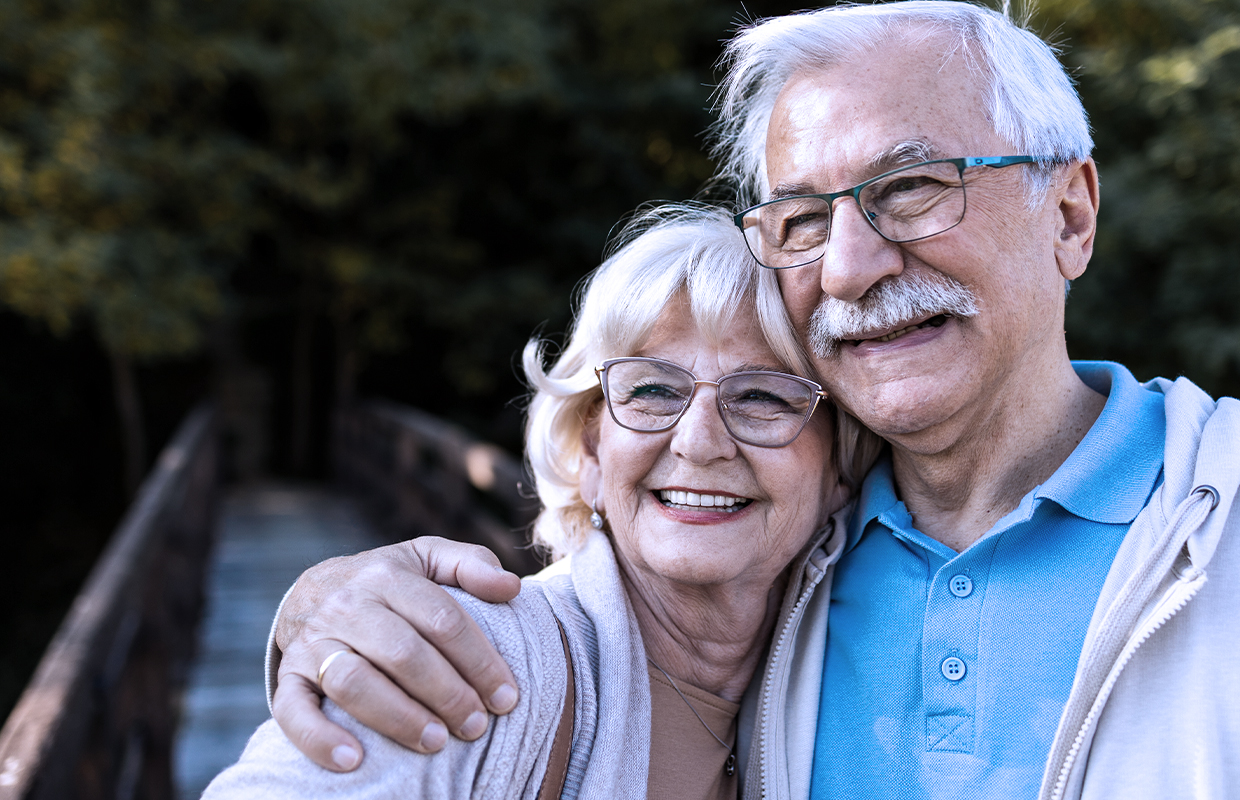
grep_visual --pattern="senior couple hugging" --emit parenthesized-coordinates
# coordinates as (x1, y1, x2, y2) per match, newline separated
(204, 3, 1240, 799)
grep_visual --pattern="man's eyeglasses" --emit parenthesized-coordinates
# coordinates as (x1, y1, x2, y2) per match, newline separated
(594, 357, 827, 448)
(734, 155, 1045, 270)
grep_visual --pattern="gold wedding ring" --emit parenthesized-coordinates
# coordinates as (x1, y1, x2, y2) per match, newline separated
(316, 648, 354, 691)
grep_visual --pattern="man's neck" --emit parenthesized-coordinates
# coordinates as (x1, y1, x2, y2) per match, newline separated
(888, 362, 1107, 552)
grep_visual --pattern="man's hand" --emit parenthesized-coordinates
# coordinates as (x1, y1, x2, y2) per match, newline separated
(271, 537, 523, 771)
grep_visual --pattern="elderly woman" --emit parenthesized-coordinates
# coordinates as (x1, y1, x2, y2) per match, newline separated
(203, 205, 876, 800)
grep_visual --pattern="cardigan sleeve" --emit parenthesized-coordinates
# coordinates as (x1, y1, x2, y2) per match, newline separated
(203, 586, 569, 800)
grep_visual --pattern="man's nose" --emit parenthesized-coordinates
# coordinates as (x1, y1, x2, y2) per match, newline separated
(819, 198, 904, 303)
(670, 385, 737, 464)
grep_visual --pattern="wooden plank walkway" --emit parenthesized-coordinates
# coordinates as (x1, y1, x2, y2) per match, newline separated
(172, 484, 388, 799)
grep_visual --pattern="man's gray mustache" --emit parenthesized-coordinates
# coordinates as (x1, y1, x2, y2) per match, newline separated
(808, 271, 980, 359)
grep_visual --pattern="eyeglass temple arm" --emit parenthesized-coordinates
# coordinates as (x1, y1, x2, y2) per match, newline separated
(966, 155, 1046, 169)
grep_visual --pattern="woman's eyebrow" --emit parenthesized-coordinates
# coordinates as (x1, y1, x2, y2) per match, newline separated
(729, 362, 787, 374)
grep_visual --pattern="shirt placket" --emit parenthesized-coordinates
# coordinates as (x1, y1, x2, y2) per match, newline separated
(921, 553, 990, 754)
(885, 516, 993, 757)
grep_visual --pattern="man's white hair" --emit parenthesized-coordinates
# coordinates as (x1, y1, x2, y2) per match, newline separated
(523, 204, 882, 559)
(710, 1, 1094, 206)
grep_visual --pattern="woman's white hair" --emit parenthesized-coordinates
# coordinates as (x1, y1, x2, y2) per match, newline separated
(711, 1, 1094, 206)
(523, 203, 883, 559)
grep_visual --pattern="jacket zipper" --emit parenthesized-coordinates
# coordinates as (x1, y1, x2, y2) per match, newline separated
(1043, 486, 1217, 800)
(758, 563, 827, 800)
(1047, 570, 1206, 800)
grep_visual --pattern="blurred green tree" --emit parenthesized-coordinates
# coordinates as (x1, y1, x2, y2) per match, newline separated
(0, 0, 733, 481)
(0, 1, 226, 491)
(1034, 0, 1240, 396)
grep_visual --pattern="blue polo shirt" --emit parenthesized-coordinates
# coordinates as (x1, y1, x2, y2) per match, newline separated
(809, 362, 1166, 799)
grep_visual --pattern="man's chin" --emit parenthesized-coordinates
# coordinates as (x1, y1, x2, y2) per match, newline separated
(827, 360, 978, 446)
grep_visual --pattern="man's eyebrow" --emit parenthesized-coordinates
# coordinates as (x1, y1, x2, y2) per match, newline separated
(766, 139, 945, 201)
(866, 138, 944, 172)
(768, 182, 818, 201)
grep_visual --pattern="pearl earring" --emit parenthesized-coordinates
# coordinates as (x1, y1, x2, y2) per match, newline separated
(590, 501, 604, 530)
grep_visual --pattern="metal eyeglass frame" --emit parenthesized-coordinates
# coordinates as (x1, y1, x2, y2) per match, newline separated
(594, 356, 828, 448)
(734, 155, 1046, 270)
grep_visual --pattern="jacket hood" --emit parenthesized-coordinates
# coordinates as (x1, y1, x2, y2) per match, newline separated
(1144, 376, 1240, 569)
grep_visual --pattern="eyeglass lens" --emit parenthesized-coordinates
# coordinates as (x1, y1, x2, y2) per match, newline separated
(601, 359, 818, 447)
(741, 160, 967, 269)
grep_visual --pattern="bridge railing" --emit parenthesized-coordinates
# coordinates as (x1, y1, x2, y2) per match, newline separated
(0, 404, 218, 800)
(334, 400, 545, 576)
(0, 398, 542, 800)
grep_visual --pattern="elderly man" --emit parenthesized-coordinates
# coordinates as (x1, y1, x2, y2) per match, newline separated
(264, 3, 1239, 798)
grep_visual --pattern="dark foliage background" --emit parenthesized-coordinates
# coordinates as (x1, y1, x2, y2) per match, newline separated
(2, 0, 1238, 719)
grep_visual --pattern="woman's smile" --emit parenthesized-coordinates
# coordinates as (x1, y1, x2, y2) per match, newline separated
(655, 489, 752, 513)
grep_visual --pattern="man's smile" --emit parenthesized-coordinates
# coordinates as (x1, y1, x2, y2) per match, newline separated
(805, 270, 979, 359)
(848, 312, 951, 346)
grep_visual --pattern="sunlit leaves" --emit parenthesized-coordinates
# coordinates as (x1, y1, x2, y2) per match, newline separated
(1033, 0, 1240, 393)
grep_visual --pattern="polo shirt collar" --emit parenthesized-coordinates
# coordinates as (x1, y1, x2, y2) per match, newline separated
(847, 360, 1166, 549)
(1042, 361, 1165, 524)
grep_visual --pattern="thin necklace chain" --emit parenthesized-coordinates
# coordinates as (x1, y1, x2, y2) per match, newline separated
(647, 657, 737, 777)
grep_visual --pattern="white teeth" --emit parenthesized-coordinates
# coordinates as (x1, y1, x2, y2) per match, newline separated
(870, 316, 948, 343)
(874, 324, 920, 343)
(658, 490, 743, 509)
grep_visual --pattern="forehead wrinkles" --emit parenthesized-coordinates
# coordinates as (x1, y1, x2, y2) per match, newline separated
(766, 38, 995, 190)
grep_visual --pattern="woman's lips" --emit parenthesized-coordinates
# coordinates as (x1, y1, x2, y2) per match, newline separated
(656, 489, 752, 512)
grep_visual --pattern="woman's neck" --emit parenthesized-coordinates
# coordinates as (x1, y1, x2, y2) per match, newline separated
(619, 565, 787, 703)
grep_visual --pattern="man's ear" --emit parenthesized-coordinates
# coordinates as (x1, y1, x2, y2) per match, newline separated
(579, 421, 604, 514)
(1054, 158, 1100, 281)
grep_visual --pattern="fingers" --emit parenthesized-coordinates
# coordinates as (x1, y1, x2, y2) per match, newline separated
(280, 596, 483, 745)
(355, 573, 520, 728)
(271, 536, 522, 766)
(271, 672, 365, 772)
(412, 538, 523, 604)
(274, 635, 455, 764)
(316, 648, 455, 753)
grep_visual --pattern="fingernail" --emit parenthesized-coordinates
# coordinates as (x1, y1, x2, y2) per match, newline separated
(461, 710, 488, 739)
(420, 722, 448, 751)
(332, 744, 361, 770)
(489, 683, 518, 713)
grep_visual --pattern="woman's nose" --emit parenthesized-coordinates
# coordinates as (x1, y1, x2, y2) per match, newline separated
(670, 385, 738, 463)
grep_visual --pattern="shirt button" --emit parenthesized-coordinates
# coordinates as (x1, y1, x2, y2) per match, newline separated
(941, 656, 967, 681)
(949, 574, 973, 597)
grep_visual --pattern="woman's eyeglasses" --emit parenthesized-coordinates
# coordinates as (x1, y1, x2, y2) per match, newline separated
(595, 357, 827, 448)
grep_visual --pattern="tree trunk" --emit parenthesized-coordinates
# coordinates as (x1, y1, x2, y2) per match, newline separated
(289, 276, 316, 475)
(334, 312, 358, 411)
(110, 351, 147, 497)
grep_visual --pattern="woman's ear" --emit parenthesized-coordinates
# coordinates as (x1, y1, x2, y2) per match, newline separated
(579, 421, 604, 514)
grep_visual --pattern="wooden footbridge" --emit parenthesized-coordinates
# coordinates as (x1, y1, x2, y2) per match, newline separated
(0, 402, 543, 800)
